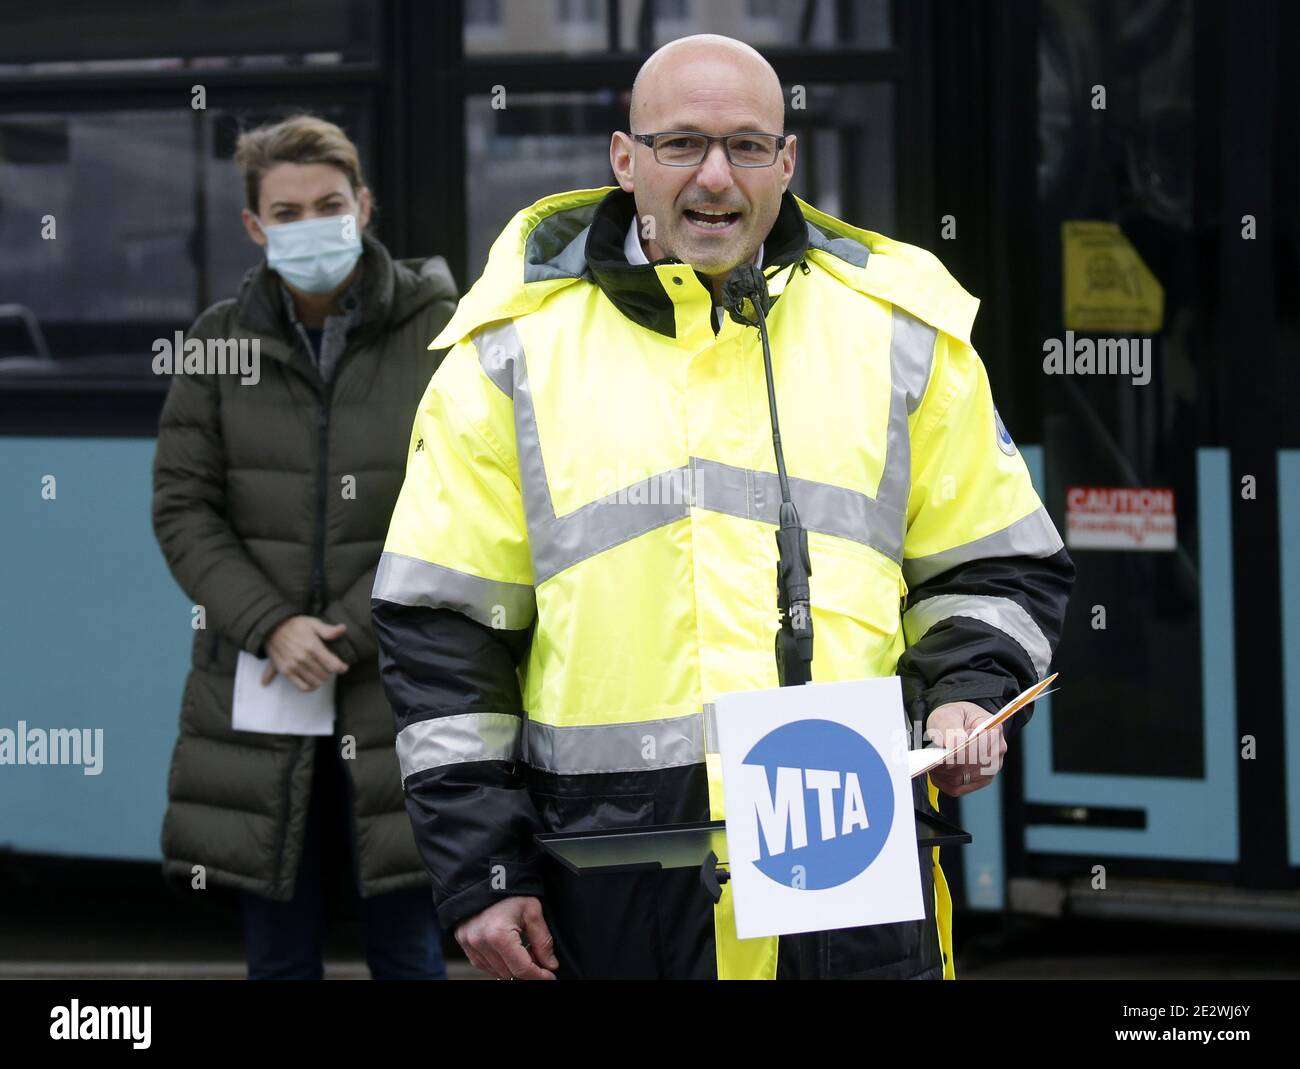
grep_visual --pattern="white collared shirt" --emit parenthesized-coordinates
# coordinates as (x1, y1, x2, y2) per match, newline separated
(624, 217, 763, 330)
(623, 216, 764, 269)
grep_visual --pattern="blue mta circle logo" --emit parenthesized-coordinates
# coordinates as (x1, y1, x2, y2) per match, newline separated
(742, 719, 894, 890)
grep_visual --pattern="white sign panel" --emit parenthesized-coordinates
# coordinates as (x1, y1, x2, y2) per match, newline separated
(713, 676, 923, 941)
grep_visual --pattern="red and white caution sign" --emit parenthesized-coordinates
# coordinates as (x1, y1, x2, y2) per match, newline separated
(1066, 485, 1176, 551)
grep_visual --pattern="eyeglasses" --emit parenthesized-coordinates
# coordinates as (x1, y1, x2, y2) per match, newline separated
(630, 130, 787, 168)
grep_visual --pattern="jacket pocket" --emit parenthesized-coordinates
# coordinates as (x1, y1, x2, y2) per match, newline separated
(806, 532, 906, 677)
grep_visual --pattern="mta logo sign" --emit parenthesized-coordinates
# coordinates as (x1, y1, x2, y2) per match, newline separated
(740, 719, 894, 890)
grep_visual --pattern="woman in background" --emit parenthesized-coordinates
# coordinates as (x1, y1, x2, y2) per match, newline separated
(152, 114, 457, 979)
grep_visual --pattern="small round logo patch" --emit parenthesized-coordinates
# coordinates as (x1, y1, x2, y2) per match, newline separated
(995, 408, 1017, 456)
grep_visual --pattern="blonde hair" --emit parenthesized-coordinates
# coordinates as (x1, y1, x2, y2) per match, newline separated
(233, 113, 367, 214)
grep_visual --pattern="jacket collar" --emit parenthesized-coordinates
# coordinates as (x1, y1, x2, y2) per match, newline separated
(235, 231, 465, 369)
(430, 186, 980, 353)
(236, 231, 395, 350)
(584, 188, 809, 337)
(278, 276, 363, 335)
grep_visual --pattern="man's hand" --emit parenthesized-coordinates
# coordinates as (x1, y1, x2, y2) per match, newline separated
(925, 701, 1007, 797)
(261, 616, 350, 691)
(456, 896, 558, 980)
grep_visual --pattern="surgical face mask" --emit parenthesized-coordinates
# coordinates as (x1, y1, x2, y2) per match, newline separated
(258, 213, 362, 294)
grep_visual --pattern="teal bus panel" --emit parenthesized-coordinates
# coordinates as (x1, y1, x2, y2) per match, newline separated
(0, 438, 190, 861)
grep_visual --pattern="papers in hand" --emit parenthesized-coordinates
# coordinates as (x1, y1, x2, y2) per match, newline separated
(233, 650, 336, 736)
(908, 673, 1058, 779)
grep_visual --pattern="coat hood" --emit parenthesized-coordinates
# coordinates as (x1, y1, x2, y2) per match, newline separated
(431, 186, 978, 350)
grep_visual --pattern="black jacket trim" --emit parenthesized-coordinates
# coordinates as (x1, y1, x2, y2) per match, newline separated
(373, 602, 545, 930)
(897, 547, 1075, 737)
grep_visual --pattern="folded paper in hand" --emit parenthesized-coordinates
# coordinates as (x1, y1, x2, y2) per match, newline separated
(233, 650, 335, 736)
(908, 673, 1058, 780)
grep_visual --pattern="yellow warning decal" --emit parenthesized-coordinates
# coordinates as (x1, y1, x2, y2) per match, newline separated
(1062, 221, 1164, 333)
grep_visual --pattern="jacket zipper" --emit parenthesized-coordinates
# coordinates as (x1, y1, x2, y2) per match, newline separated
(280, 376, 332, 896)
(274, 332, 352, 897)
(332, 736, 366, 897)
(310, 390, 331, 615)
(308, 366, 364, 887)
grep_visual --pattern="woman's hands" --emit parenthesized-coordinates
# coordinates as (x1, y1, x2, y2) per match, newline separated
(261, 616, 350, 691)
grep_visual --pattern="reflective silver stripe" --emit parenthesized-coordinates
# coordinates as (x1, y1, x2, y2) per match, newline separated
(473, 311, 932, 583)
(875, 309, 939, 562)
(903, 507, 1065, 588)
(525, 714, 705, 774)
(479, 321, 693, 582)
(692, 457, 902, 560)
(398, 710, 714, 779)
(372, 552, 535, 630)
(535, 474, 690, 582)
(903, 593, 1052, 678)
(702, 703, 719, 754)
(474, 328, 516, 397)
(396, 712, 522, 780)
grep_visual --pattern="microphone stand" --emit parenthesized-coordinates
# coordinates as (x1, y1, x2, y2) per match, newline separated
(723, 266, 814, 687)
(695, 265, 817, 926)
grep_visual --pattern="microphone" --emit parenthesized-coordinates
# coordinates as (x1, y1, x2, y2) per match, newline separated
(722, 264, 814, 687)
(722, 264, 771, 325)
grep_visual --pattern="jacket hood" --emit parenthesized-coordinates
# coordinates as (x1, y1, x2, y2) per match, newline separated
(238, 232, 458, 354)
(431, 186, 978, 349)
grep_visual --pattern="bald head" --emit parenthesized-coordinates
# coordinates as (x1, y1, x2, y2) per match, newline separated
(611, 34, 795, 297)
(630, 34, 784, 134)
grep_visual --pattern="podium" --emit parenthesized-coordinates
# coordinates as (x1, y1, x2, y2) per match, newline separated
(535, 807, 970, 903)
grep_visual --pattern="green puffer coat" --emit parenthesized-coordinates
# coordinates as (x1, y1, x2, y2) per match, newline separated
(152, 234, 457, 900)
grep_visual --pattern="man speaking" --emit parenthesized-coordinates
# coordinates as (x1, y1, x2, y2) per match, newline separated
(373, 34, 1072, 980)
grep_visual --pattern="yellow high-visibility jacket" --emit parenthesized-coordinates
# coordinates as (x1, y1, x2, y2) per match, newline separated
(373, 186, 1073, 980)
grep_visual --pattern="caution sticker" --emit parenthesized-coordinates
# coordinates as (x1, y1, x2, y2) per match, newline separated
(1066, 485, 1176, 551)
(1062, 221, 1164, 333)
